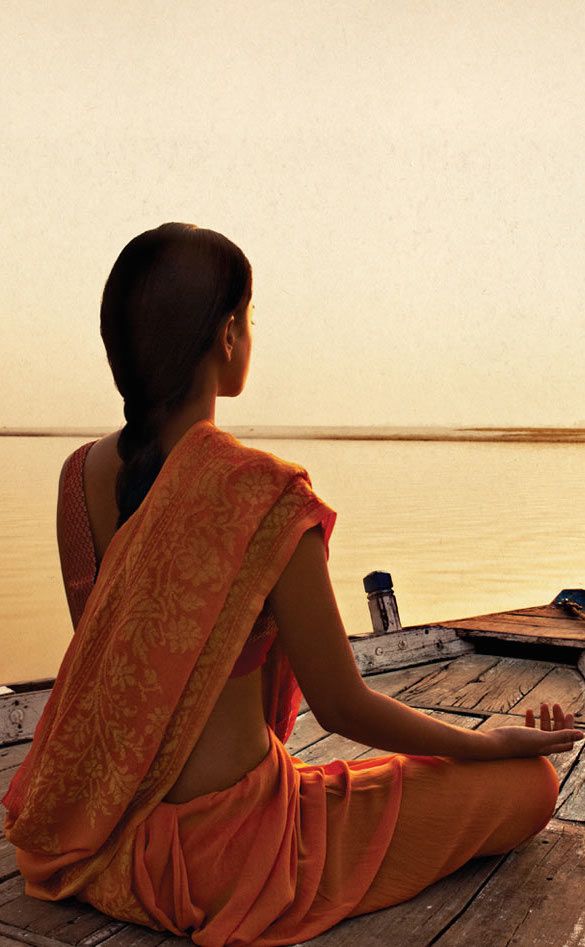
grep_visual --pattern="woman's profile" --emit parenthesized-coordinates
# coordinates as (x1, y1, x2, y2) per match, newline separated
(2, 222, 583, 946)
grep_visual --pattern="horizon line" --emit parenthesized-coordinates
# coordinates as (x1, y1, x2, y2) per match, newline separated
(1, 423, 585, 444)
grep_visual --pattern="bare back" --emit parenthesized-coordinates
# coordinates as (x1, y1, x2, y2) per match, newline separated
(74, 430, 271, 803)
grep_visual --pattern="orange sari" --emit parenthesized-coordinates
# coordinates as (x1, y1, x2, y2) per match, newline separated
(1, 419, 560, 946)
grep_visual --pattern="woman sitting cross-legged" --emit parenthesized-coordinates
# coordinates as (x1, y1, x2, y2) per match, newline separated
(2, 222, 581, 947)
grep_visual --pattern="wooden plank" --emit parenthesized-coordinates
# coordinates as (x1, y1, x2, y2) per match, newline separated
(348, 626, 475, 674)
(416, 656, 561, 715)
(46, 908, 133, 946)
(356, 659, 458, 698)
(294, 731, 369, 766)
(427, 604, 585, 648)
(0, 693, 50, 746)
(95, 929, 182, 946)
(456, 627, 585, 648)
(431, 819, 585, 946)
(555, 752, 585, 824)
(511, 666, 585, 719)
(0, 880, 22, 910)
(287, 712, 328, 756)
(0, 683, 54, 696)
(0, 925, 65, 947)
(0, 868, 176, 947)
(0, 745, 29, 774)
(381, 653, 552, 713)
(0, 768, 22, 811)
(0, 888, 128, 946)
(0, 837, 17, 881)
(426, 602, 585, 636)
(503, 606, 585, 620)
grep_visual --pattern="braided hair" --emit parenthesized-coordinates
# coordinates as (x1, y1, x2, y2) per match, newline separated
(99, 222, 252, 531)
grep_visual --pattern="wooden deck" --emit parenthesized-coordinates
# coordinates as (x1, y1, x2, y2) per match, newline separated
(2, 593, 585, 946)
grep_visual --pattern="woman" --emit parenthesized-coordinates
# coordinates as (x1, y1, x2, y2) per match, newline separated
(2, 222, 582, 946)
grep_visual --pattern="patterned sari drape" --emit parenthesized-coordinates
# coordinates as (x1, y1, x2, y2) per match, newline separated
(1, 419, 337, 914)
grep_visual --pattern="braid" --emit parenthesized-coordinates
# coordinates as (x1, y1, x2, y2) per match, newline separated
(100, 222, 253, 532)
(115, 398, 168, 530)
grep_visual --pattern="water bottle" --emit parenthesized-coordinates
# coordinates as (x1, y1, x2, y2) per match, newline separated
(363, 571, 402, 634)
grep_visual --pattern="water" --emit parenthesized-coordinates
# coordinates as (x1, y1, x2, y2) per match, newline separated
(1, 433, 583, 685)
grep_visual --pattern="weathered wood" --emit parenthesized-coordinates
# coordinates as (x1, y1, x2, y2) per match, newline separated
(294, 731, 368, 766)
(0, 886, 127, 945)
(431, 819, 585, 946)
(0, 880, 21, 910)
(374, 653, 504, 708)
(555, 752, 585, 823)
(287, 712, 329, 756)
(511, 665, 585, 719)
(0, 919, 93, 947)
(456, 625, 585, 648)
(430, 602, 585, 648)
(0, 692, 50, 746)
(0, 746, 29, 774)
(400, 655, 555, 713)
(1, 766, 25, 806)
(0, 927, 64, 947)
(355, 658, 459, 698)
(0, 867, 174, 947)
(0, 838, 17, 881)
(348, 625, 475, 674)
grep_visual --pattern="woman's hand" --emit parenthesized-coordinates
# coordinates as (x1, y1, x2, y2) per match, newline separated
(472, 702, 585, 760)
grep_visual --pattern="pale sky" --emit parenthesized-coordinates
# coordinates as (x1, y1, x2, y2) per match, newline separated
(2, 0, 585, 429)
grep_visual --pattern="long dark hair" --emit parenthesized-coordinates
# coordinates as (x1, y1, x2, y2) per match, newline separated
(100, 222, 253, 531)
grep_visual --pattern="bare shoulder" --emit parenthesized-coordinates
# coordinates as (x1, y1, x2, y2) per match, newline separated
(83, 429, 123, 477)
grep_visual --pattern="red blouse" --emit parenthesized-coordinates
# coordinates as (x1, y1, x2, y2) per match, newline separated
(56, 441, 277, 677)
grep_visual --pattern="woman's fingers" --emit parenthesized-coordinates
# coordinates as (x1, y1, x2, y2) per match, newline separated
(552, 703, 563, 730)
(523, 703, 578, 735)
(541, 702, 575, 732)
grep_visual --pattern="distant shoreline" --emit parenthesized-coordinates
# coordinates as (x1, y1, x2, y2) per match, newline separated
(1, 425, 585, 443)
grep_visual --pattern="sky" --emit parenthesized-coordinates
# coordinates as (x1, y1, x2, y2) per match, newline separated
(2, 0, 585, 430)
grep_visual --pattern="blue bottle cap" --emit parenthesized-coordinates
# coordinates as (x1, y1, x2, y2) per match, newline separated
(363, 571, 394, 594)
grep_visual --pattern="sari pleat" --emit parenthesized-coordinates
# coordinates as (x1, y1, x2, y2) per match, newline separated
(2, 419, 559, 946)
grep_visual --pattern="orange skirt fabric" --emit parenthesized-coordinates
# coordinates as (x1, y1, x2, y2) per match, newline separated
(111, 723, 559, 946)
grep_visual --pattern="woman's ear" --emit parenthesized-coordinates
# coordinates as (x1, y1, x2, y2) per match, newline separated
(220, 315, 237, 361)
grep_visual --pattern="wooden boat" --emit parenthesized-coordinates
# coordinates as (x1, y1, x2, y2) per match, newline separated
(1, 583, 585, 946)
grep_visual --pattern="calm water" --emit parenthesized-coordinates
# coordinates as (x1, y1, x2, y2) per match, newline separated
(1, 434, 583, 685)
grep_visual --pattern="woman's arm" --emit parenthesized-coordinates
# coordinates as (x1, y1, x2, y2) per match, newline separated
(267, 524, 487, 759)
(268, 525, 583, 761)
